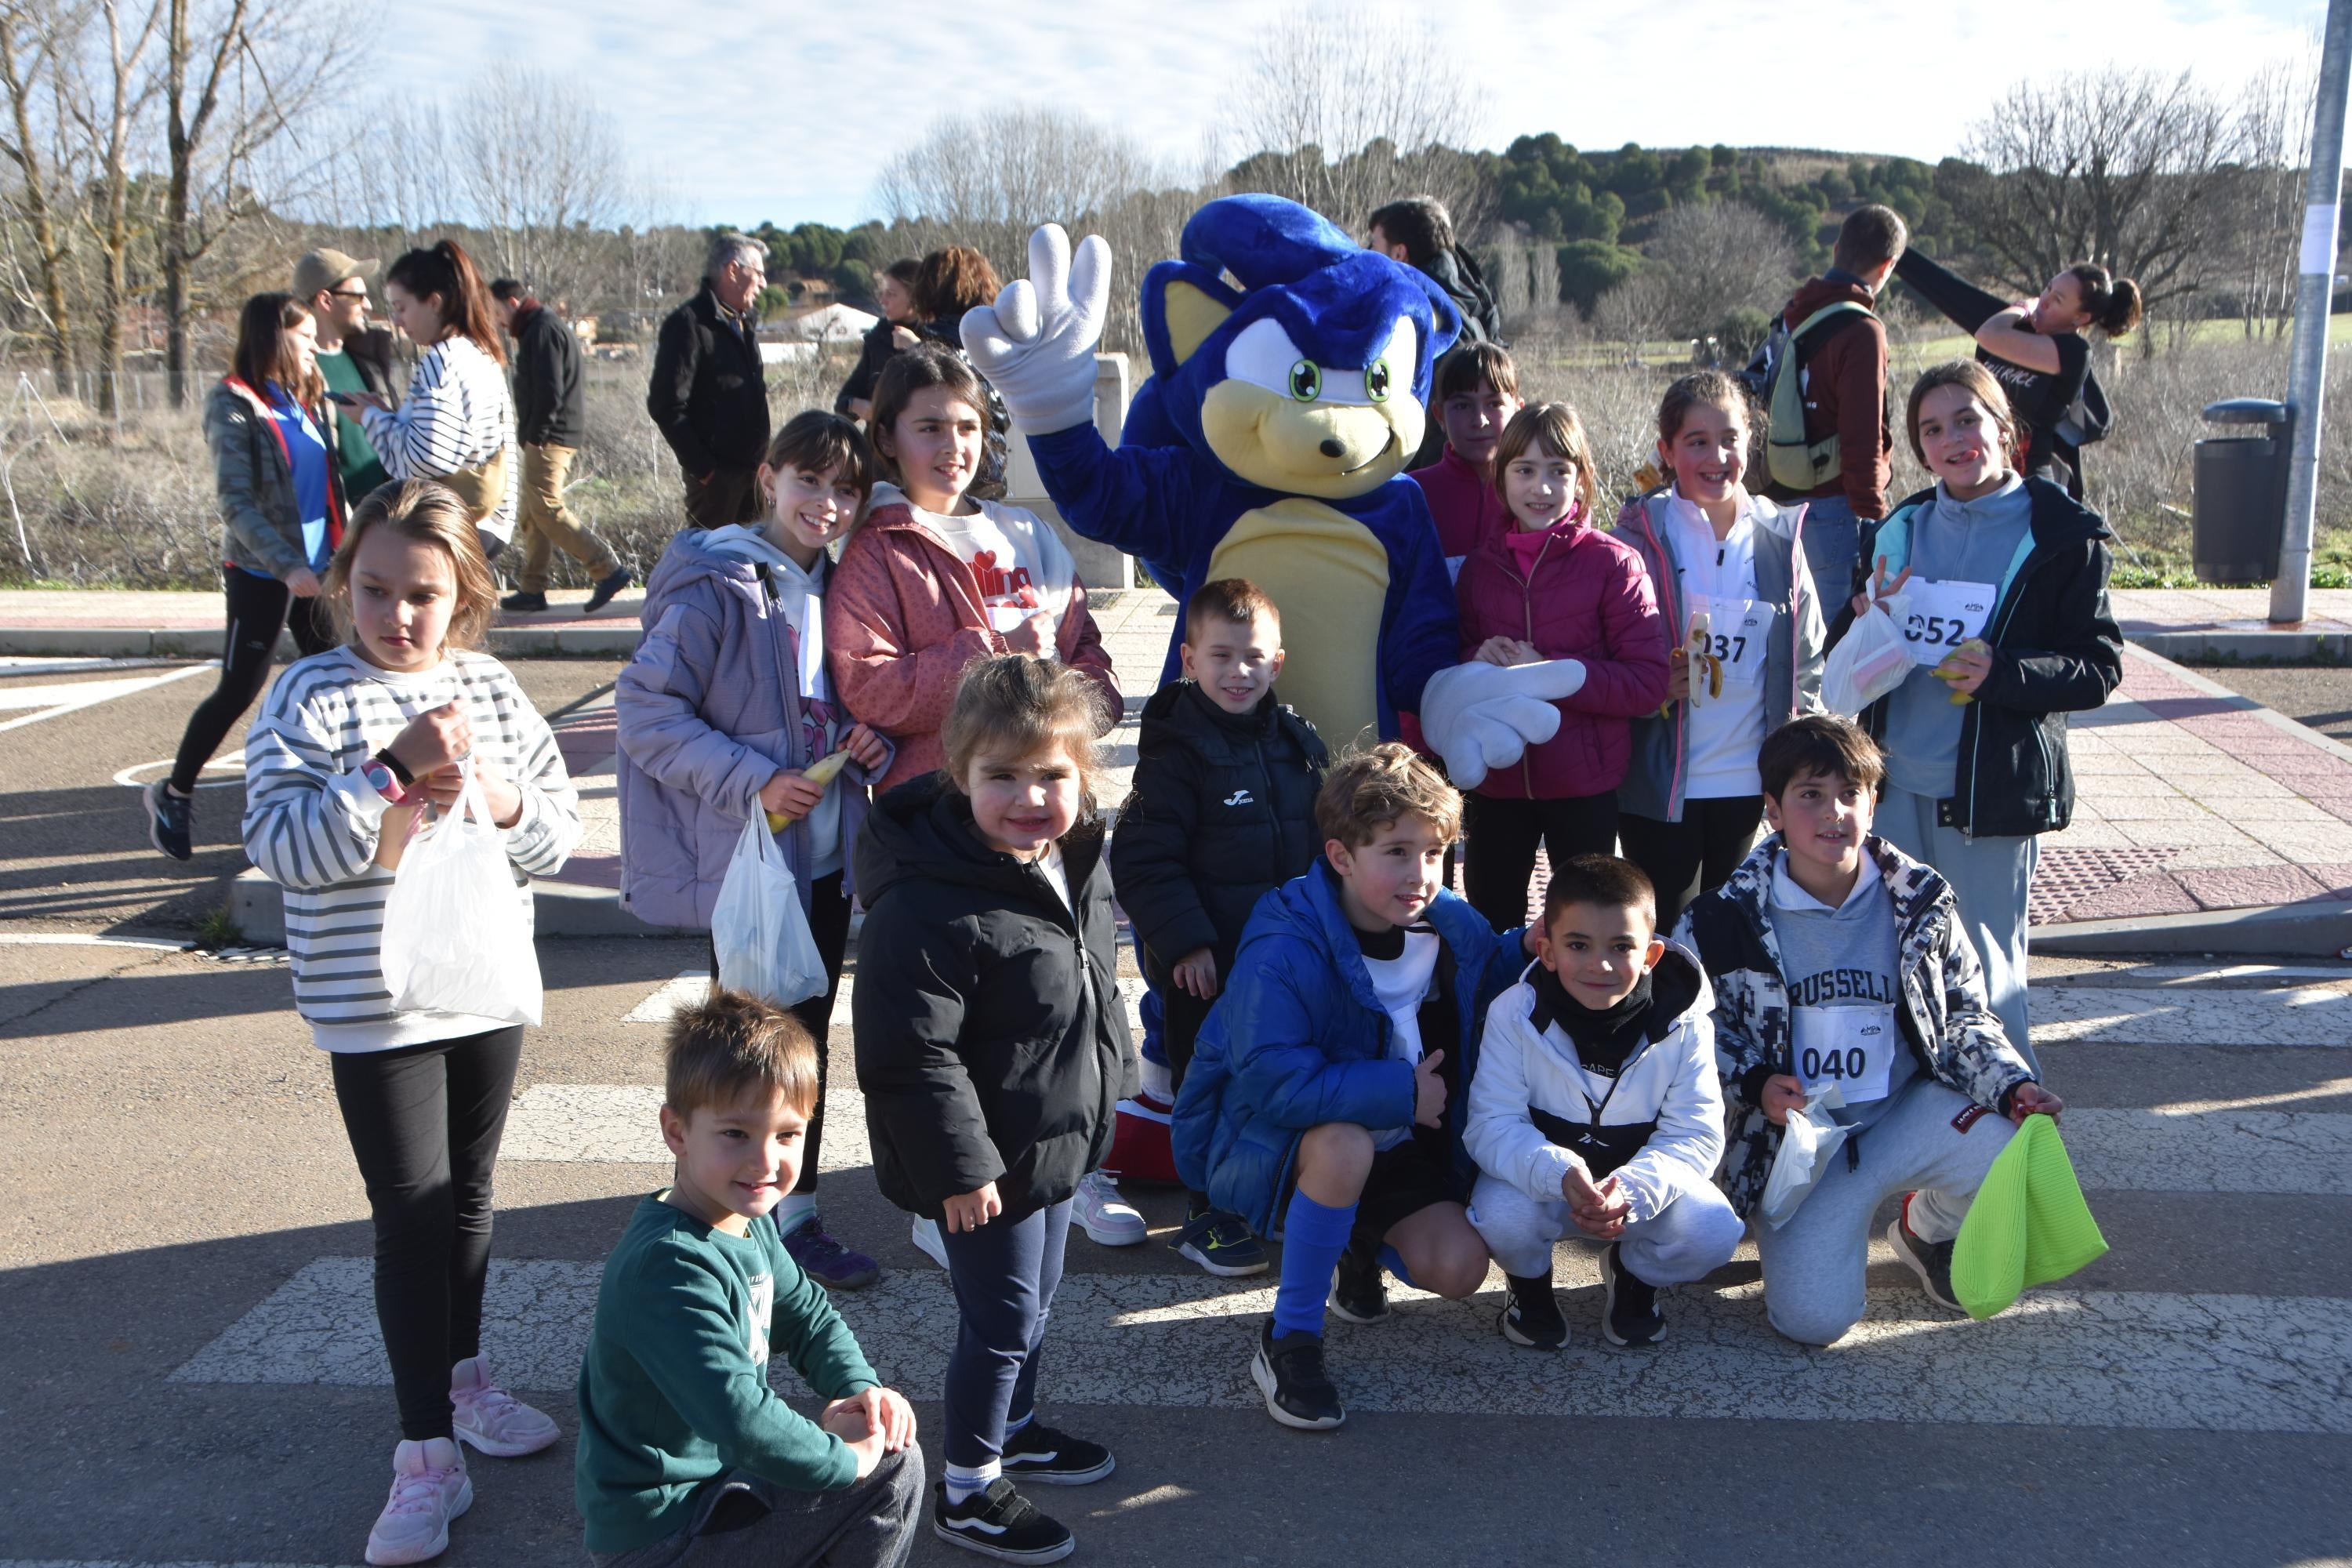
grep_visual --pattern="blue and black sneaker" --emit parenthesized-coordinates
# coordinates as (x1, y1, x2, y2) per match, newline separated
(143, 779, 193, 862)
(1327, 1235, 1390, 1324)
(1170, 1207, 1268, 1278)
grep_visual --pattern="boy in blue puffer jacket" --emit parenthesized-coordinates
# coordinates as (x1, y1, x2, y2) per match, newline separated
(1172, 743, 1530, 1433)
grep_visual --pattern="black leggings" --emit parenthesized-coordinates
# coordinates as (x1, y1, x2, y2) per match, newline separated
(329, 1025, 524, 1441)
(706, 870, 852, 1194)
(171, 565, 336, 794)
(1462, 791, 1621, 932)
(1618, 795, 1767, 936)
(938, 1198, 1072, 1472)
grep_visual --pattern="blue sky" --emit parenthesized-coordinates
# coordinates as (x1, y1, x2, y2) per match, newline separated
(379, 0, 2325, 230)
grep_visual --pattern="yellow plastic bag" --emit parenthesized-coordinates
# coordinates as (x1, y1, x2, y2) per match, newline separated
(1950, 1115, 2109, 1320)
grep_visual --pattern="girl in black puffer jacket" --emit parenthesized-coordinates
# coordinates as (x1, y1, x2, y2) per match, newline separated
(852, 655, 1134, 1560)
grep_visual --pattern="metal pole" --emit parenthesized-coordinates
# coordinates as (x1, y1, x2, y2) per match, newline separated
(2273, 0, 2352, 623)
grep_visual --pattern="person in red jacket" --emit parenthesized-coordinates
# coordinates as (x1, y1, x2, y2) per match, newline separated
(1453, 403, 1670, 931)
(1407, 342, 1522, 579)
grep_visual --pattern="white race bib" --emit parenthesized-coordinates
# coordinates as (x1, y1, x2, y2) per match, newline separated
(1689, 596, 1770, 688)
(1894, 579, 1998, 667)
(1791, 1004, 1898, 1105)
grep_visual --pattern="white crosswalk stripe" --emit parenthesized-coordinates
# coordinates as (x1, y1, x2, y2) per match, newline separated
(169, 1257, 2352, 1436)
(2031, 985, 2352, 1047)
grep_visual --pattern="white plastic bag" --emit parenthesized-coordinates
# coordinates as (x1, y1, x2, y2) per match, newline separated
(1759, 1086, 1848, 1229)
(1822, 602, 1912, 715)
(711, 815, 826, 1009)
(379, 763, 543, 1025)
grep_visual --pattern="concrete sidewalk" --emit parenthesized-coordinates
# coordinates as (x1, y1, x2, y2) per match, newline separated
(2112, 586, 2352, 662)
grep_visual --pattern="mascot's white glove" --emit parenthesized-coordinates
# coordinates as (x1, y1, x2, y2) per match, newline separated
(1418, 659, 1588, 791)
(960, 223, 1112, 436)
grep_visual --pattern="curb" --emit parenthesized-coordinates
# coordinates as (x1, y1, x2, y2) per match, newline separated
(0, 623, 641, 659)
(2125, 627, 2352, 664)
(2031, 899, 2352, 957)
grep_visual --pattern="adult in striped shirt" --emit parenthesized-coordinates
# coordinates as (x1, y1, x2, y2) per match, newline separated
(242, 480, 579, 1566)
(341, 240, 520, 560)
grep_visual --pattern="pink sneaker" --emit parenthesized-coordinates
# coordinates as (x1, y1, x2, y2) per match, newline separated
(365, 1437, 471, 1566)
(450, 1355, 559, 1458)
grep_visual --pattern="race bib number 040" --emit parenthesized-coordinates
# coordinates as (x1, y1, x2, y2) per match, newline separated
(1896, 579, 1997, 667)
(1791, 1004, 1898, 1105)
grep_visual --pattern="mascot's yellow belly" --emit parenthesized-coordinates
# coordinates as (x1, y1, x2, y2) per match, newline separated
(1207, 498, 1390, 747)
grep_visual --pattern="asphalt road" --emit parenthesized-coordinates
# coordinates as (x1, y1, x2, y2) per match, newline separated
(2187, 661, 2352, 746)
(2, 654, 2350, 1568)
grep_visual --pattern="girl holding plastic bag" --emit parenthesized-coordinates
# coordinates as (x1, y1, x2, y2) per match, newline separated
(615, 410, 893, 1291)
(241, 479, 580, 1566)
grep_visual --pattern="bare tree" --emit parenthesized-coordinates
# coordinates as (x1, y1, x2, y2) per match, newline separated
(1945, 68, 2240, 320)
(0, 0, 84, 387)
(453, 68, 626, 299)
(2222, 52, 2320, 336)
(1225, 3, 1490, 239)
(1633, 199, 1798, 343)
(60, 0, 162, 413)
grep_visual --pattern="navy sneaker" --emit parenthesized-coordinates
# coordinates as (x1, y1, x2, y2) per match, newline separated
(1001, 1421, 1115, 1486)
(1602, 1243, 1664, 1348)
(1250, 1319, 1345, 1431)
(1170, 1207, 1269, 1277)
(933, 1478, 1073, 1563)
(498, 589, 549, 613)
(1327, 1236, 1389, 1324)
(1501, 1272, 1569, 1350)
(779, 1214, 879, 1290)
(583, 568, 633, 615)
(143, 779, 193, 861)
(1888, 1196, 1962, 1312)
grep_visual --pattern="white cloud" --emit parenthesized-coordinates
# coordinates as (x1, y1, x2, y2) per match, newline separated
(377, 0, 2324, 230)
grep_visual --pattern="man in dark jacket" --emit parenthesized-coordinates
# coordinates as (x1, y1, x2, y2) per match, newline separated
(1367, 196, 1501, 468)
(294, 248, 397, 500)
(1758, 205, 1907, 604)
(649, 233, 772, 528)
(491, 279, 628, 613)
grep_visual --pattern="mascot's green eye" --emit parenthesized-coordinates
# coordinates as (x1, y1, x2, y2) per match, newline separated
(1287, 360, 1322, 402)
(1364, 358, 1392, 403)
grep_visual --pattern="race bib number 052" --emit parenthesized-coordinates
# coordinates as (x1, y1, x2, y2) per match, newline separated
(1896, 579, 1997, 667)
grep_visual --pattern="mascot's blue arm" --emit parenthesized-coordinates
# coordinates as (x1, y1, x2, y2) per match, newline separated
(1029, 424, 1201, 570)
(1378, 488, 1461, 718)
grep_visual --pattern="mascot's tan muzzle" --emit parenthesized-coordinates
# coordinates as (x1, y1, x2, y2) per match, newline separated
(1201, 380, 1421, 499)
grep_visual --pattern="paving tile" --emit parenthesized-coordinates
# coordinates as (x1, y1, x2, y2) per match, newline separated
(2057, 871, 2202, 920)
(2176, 865, 2330, 912)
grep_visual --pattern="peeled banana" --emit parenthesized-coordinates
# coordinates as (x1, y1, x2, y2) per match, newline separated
(765, 747, 852, 832)
(1933, 638, 1989, 706)
(1687, 611, 1724, 704)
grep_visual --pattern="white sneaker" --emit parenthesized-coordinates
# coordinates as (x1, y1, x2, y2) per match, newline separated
(450, 1354, 559, 1457)
(365, 1437, 471, 1566)
(1073, 1170, 1148, 1247)
(910, 1214, 950, 1269)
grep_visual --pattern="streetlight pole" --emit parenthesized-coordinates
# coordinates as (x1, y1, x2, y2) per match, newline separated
(2272, 0, 2352, 624)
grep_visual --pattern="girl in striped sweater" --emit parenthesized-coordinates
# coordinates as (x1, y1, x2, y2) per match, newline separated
(242, 479, 580, 1566)
(343, 240, 519, 557)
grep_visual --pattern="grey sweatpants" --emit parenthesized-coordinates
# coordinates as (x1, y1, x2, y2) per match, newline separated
(1877, 787, 2039, 1073)
(590, 1444, 925, 1568)
(1468, 1171, 1744, 1285)
(1754, 1080, 2014, 1346)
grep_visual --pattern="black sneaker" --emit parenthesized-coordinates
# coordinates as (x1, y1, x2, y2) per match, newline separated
(1001, 1420, 1115, 1485)
(933, 1478, 1073, 1563)
(583, 568, 632, 615)
(1327, 1235, 1390, 1324)
(499, 589, 549, 613)
(1250, 1319, 1345, 1431)
(1888, 1197, 1962, 1311)
(1602, 1243, 1665, 1347)
(143, 779, 193, 861)
(1500, 1272, 1568, 1350)
(1170, 1207, 1269, 1277)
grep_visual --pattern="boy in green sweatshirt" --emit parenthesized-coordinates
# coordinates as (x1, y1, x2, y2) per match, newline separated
(576, 990, 924, 1566)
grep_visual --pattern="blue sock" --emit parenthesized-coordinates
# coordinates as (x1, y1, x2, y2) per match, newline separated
(1379, 1243, 1415, 1290)
(1273, 1189, 1358, 1338)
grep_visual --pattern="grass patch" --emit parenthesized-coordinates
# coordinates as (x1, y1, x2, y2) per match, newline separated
(194, 902, 243, 950)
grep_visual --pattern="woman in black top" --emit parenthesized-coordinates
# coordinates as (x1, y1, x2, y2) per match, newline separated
(1895, 249, 2143, 498)
(834, 256, 920, 422)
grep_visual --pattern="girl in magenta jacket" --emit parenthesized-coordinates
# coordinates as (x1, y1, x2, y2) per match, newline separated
(1453, 402, 1669, 930)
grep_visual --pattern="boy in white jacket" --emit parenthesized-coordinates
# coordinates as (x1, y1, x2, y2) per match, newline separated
(1465, 854, 1744, 1348)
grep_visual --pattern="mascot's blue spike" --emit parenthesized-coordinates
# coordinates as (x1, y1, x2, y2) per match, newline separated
(1181, 194, 1360, 287)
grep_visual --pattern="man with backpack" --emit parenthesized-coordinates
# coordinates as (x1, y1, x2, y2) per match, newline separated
(1751, 205, 1907, 603)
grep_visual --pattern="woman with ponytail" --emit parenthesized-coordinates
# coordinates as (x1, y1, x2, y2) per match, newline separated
(340, 240, 520, 557)
(1894, 249, 2143, 499)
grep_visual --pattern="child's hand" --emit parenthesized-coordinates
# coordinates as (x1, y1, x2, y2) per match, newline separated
(942, 1181, 1001, 1233)
(2007, 1082, 2065, 1125)
(1666, 646, 1692, 701)
(1762, 1073, 1807, 1127)
(417, 760, 522, 827)
(1570, 1175, 1632, 1239)
(1413, 1048, 1448, 1128)
(1472, 636, 1522, 666)
(1172, 946, 1219, 999)
(824, 1387, 917, 1451)
(840, 724, 890, 771)
(1559, 1159, 1602, 1208)
(1003, 612, 1054, 657)
(387, 700, 474, 778)
(1853, 554, 1912, 620)
(1935, 639, 1994, 696)
(760, 768, 829, 819)
(372, 801, 423, 869)
(842, 1420, 887, 1480)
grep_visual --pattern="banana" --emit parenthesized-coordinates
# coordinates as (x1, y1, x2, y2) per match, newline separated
(765, 747, 853, 832)
(1686, 611, 1724, 705)
(1935, 638, 1989, 706)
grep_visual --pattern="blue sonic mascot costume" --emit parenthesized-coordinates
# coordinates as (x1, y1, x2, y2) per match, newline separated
(963, 196, 1584, 780)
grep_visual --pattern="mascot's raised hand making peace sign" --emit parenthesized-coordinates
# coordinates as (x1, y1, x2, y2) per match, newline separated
(963, 194, 1584, 787)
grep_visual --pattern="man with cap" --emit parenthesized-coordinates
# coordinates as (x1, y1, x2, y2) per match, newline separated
(293, 248, 398, 502)
(490, 278, 630, 614)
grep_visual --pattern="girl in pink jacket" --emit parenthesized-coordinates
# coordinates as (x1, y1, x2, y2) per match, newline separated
(1453, 402, 1670, 930)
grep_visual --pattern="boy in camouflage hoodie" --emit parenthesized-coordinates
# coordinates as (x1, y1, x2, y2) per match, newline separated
(1675, 716, 2064, 1345)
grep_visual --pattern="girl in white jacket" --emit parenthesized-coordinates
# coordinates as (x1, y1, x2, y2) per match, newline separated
(1465, 854, 1743, 1350)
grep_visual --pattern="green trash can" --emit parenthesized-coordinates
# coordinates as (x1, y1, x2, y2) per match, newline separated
(2192, 398, 2292, 585)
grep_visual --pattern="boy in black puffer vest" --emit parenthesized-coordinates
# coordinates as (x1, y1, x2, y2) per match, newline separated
(1112, 579, 1328, 1278)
